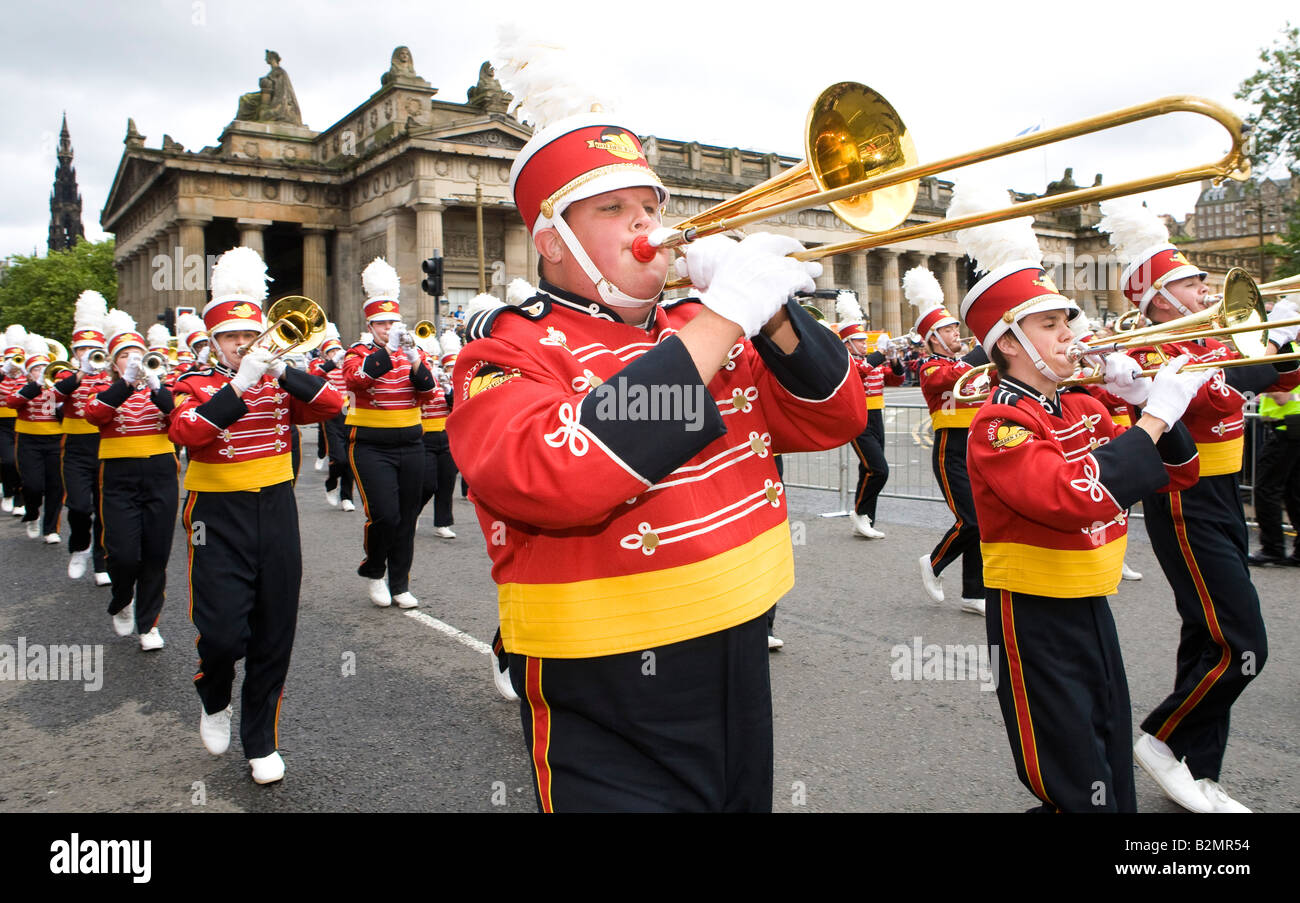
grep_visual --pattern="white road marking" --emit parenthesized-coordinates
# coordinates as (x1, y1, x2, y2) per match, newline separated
(403, 610, 493, 655)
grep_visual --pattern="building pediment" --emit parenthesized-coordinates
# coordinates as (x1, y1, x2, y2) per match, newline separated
(420, 117, 530, 151)
(101, 153, 166, 229)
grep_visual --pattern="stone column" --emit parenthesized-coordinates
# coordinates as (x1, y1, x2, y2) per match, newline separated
(879, 250, 902, 337)
(164, 224, 181, 318)
(939, 253, 961, 316)
(237, 218, 271, 255)
(142, 237, 161, 327)
(175, 217, 209, 312)
(333, 227, 361, 341)
(813, 252, 836, 293)
(504, 221, 531, 301)
(850, 251, 870, 328)
(302, 227, 329, 310)
(412, 203, 445, 325)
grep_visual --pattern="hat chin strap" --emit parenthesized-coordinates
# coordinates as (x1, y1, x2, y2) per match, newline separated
(550, 215, 662, 310)
(1009, 321, 1066, 384)
(1154, 286, 1193, 318)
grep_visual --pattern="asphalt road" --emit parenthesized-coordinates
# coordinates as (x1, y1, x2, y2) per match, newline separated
(1, 421, 1296, 814)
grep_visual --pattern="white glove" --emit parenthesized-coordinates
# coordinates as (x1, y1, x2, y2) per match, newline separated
(1267, 298, 1299, 348)
(79, 355, 98, 376)
(330, 349, 345, 365)
(1101, 353, 1151, 406)
(231, 347, 273, 393)
(121, 353, 143, 384)
(386, 323, 405, 353)
(674, 234, 742, 292)
(2, 359, 21, 378)
(145, 371, 162, 391)
(875, 334, 891, 355)
(267, 356, 287, 380)
(1143, 354, 1217, 428)
(698, 233, 822, 338)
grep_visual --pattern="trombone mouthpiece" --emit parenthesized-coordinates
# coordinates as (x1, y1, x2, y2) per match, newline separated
(631, 235, 658, 263)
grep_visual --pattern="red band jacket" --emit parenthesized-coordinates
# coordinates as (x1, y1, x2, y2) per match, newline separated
(84, 377, 175, 458)
(919, 348, 989, 429)
(342, 342, 438, 438)
(55, 371, 112, 436)
(7, 381, 62, 436)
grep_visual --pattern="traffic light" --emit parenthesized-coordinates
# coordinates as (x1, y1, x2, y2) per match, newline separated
(421, 253, 443, 297)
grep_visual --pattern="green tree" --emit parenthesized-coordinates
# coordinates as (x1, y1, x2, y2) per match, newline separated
(1237, 23, 1300, 279)
(0, 238, 117, 343)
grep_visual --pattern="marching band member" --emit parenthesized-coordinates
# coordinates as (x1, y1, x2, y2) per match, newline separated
(447, 81, 865, 810)
(54, 290, 113, 582)
(343, 258, 437, 608)
(908, 263, 988, 614)
(1, 325, 28, 516)
(415, 313, 470, 540)
(308, 324, 355, 511)
(146, 324, 176, 389)
(84, 310, 177, 650)
(175, 313, 210, 376)
(957, 183, 1208, 811)
(1101, 200, 1300, 812)
(169, 247, 343, 784)
(836, 291, 902, 538)
(8, 333, 64, 542)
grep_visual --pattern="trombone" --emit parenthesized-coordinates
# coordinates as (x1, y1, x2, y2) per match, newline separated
(951, 269, 1300, 403)
(1259, 273, 1300, 298)
(42, 360, 75, 388)
(651, 86, 1249, 287)
(238, 296, 327, 361)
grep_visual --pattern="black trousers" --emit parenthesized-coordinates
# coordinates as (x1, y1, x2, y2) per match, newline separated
(419, 429, 457, 527)
(16, 433, 63, 534)
(1140, 474, 1267, 781)
(184, 482, 301, 759)
(322, 415, 352, 501)
(987, 588, 1136, 813)
(0, 418, 20, 501)
(99, 453, 178, 630)
(1253, 424, 1300, 558)
(929, 427, 983, 598)
(509, 613, 773, 813)
(315, 423, 327, 459)
(62, 433, 106, 570)
(850, 408, 888, 522)
(349, 430, 423, 594)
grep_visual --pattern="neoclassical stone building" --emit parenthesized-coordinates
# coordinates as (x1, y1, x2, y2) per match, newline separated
(101, 47, 1127, 341)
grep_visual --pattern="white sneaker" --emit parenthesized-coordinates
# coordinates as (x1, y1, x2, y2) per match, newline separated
(492, 651, 519, 701)
(1121, 561, 1143, 581)
(768, 634, 785, 650)
(340, 499, 355, 512)
(250, 751, 285, 785)
(68, 549, 91, 579)
(11, 505, 25, 517)
(1194, 778, 1251, 813)
(44, 532, 61, 544)
(960, 597, 986, 616)
(919, 554, 944, 603)
(112, 601, 135, 637)
(94, 571, 112, 586)
(324, 487, 340, 507)
(1134, 733, 1214, 813)
(0, 496, 11, 513)
(368, 578, 391, 607)
(199, 706, 232, 755)
(314, 456, 327, 471)
(850, 513, 885, 539)
(139, 627, 165, 651)
(25, 521, 40, 539)
(393, 591, 419, 609)
(432, 526, 456, 539)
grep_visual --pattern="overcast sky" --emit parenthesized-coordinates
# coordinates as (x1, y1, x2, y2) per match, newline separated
(2, 0, 1294, 260)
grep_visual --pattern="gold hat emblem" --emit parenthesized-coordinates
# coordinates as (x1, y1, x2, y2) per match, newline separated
(586, 130, 643, 162)
(230, 303, 257, 319)
(379, 301, 397, 311)
(1170, 250, 1191, 266)
(1031, 273, 1059, 294)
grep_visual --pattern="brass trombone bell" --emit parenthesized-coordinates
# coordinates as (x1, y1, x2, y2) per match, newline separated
(46, 339, 69, 363)
(42, 360, 74, 388)
(238, 296, 327, 361)
(414, 320, 437, 340)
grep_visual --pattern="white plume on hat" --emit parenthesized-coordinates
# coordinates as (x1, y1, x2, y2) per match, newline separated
(176, 313, 206, 343)
(104, 309, 138, 341)
(323, 322, 340, 344)
(439, 329, 462, 358)
(210, 247, 269, 305)
(466, 292, 506, 320)
(948, 180, 1041, 273)
(835, 290, 863, 327)
(1097, 199, 1168, 265)
(362, 258, 400, 301)
(903, 266, 944, 312)
(4, 324, 29, 348)
(147, 324, 171, 348)
(74, 290, 109, 332)
(506, 277, 536, 306)
(23, 333, 47, 358)
(493, 25, 611, 128)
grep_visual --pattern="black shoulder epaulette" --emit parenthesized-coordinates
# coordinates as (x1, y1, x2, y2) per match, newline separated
(660, 296, 701, 312)
(466, 295, 551, 342)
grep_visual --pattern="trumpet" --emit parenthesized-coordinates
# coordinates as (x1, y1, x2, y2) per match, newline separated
(140, 351, 169, 384)
(951, 269, 1300, 403)
(86, 348, 108, 369)
(42, 360, 76, 389)
(651, 86, 1248, 288)
(238, 296, 327, 361)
